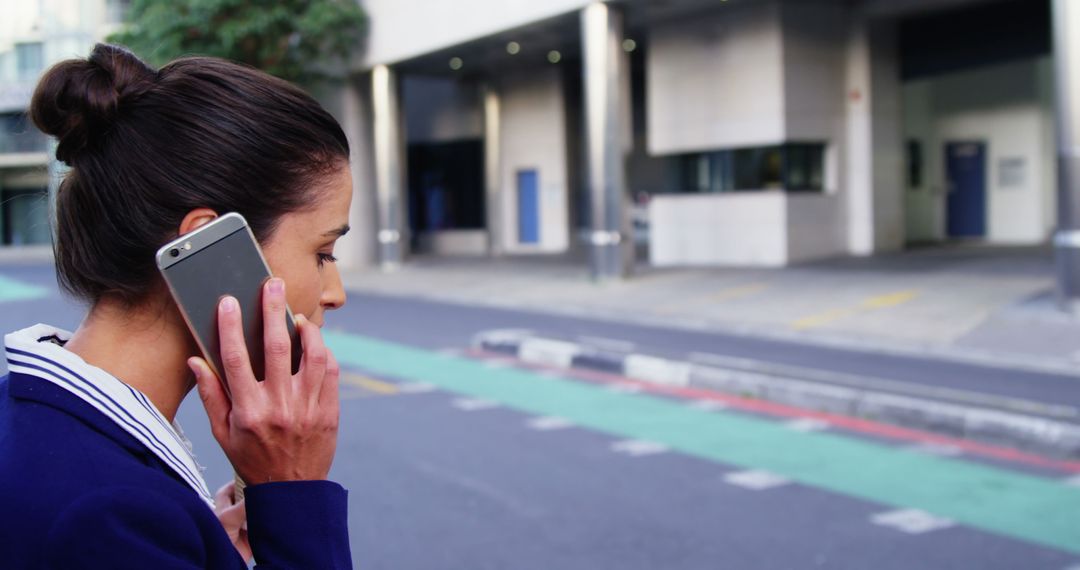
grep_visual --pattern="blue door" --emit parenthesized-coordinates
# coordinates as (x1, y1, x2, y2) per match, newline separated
(517, 169, 540, 244)
(945, 142, 987, 238)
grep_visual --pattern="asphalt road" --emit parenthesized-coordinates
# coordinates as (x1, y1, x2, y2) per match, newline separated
(1, 263, 1078, 569)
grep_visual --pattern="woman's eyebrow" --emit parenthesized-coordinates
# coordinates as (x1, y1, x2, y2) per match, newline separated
(322, 224, 350, 238)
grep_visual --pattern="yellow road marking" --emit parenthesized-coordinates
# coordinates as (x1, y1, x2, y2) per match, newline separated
(341, 373, 399, 395)
(654, 282, 770, 315)
(862, 290, 918, 309)
(709, 283, 770, 302)
(791, 308, 857, 330)
(791, 290, 919, 331)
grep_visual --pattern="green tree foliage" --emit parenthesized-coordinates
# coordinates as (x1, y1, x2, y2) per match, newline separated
(109, 0, 366, 85)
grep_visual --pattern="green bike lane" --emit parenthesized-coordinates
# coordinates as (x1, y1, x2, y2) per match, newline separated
(325, 331, 1080, 557)
(0, 267, 1074, 559)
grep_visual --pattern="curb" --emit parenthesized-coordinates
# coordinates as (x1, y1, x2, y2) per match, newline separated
(474, 330, 1080, 460)
(341, 282, 1080, 380)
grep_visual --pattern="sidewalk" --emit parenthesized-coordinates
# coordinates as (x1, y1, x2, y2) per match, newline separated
(342, 244, 1080, 376)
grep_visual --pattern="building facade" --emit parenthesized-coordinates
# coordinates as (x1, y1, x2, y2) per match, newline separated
(0, 0, 1063, 274)
(328, 0, 1061, 273)
(0, 0, 125, 250)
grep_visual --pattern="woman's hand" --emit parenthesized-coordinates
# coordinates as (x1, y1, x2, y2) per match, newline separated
(189, 278, 340, 484)
(213, 481, 252, 563)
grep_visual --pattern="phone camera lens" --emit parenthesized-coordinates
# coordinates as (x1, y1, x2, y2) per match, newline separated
(169, 248, 180, 258)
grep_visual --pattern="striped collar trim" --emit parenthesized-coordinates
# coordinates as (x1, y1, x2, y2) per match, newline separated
(5, 324, 214, 507)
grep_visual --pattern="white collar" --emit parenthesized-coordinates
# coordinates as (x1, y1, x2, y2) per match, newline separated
(5, 324, 214, 507)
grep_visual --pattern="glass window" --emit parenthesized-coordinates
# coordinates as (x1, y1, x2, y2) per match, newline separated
(2, 187, 51, 246)
(907, 139, 923, 189)
(665, 143, 826, 194)
(16, 43, 44, 82)
(784, 143, 825, 192)
(733, 147, 784, 190)
(0, 113, 48, 153)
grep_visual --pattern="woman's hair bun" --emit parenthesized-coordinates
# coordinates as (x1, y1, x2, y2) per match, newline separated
(30, 43, 157, 165)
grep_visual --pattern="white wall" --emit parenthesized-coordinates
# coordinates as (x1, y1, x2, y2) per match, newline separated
(781, 1, 846, 141)
(319, 77, 378, 269)
(780, 0, 848, 262)
(498, 67, 569, 254)
(787, 194, 844, 263)
(356, 0, 590, 68)
(0, 0, 110, 111)
(646, 0, 853, 266)
(650, 193, 788, 266)
(647, 0, 786, 154)
(402, 77, 482, 144)
(902, 81, 938, 243)
(902, 57, 1056, 245)
(844, 14, 905, 256)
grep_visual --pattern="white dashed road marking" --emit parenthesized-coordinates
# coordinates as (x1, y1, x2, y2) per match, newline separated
(452, 398, 500, 411)
(687, 400, 729, 412)
(785, 418, 830, 433)
(723, 470, 791, 490)
(610, 439, 669, 457)
(526, 416, 575, 431)
(870, 509, 955, 534)
(397, 382, 437, 394)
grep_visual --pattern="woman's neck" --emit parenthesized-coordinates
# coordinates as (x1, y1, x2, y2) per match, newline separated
(64, 295, 196, 423)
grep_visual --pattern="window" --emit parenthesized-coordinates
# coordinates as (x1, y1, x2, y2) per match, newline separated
(16, 43, 43, 82)
(673, 143, 827, 194)
(106, 0, 132, 24)
(0, 113, 47, 153)
(907, 139, 923, 189)
(2, 187, 51, 246)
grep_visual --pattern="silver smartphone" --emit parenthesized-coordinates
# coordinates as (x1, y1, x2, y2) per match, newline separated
(156, 212, 301, 398)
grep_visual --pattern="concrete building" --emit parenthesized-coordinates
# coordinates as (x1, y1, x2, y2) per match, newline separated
(328, 0, 1061, 274)
(0, 0, 1063, 275)
(0, 0, 124, 249)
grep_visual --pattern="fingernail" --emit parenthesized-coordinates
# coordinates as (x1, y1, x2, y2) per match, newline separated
(221, 296, 238, 313)
(268, 278, 284, 295)
(187, 358, 201, 379)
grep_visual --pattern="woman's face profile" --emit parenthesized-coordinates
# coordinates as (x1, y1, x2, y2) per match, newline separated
(260, 166, 354, 327)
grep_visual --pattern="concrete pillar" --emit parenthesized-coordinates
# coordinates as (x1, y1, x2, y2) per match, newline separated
(371, 64, 407, 269)
(1053, 0, 1080, 312)
(843, 13, 903, 256)
(581, 2, 633, 280)
(333, 75, 378, 269)
(483, 84, 503, 256)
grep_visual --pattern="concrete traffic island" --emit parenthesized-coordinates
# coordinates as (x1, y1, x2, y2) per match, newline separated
(474, 329, 1080, 460)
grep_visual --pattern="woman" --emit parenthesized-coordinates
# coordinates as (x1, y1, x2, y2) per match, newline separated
(0, 43, 353, 568)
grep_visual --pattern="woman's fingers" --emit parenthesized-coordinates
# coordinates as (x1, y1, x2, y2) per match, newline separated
(322, 348, 341, 414)
(190, 356, 230, 444)
(261, 278, 292, 386)
(217, 296, 257, 401)
(214, 480, 237, 510)
(296, 314, 328, 401)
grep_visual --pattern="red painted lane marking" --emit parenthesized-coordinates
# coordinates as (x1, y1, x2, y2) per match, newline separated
(466, 348, 1080, 474)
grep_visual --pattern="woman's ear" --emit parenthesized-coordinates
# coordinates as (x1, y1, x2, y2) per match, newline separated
(178, 209, 219, 236)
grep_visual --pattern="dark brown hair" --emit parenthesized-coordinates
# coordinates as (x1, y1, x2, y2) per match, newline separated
(30, 43, 350, 305)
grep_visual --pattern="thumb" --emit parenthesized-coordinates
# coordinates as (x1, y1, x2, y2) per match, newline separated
(190, 356, 230, 442)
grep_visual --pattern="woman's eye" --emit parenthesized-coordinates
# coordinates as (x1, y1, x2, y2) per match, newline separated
(317, 253, 338, 266)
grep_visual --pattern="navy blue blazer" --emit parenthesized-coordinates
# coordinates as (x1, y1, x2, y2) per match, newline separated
(0, 371, 352, 569)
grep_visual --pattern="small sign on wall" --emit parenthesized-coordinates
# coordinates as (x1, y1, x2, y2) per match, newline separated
(997, 157, 1026, 189)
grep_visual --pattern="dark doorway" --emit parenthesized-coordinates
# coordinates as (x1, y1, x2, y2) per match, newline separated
(945, 141, 987, 238)
(407, 139, 485, 250)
